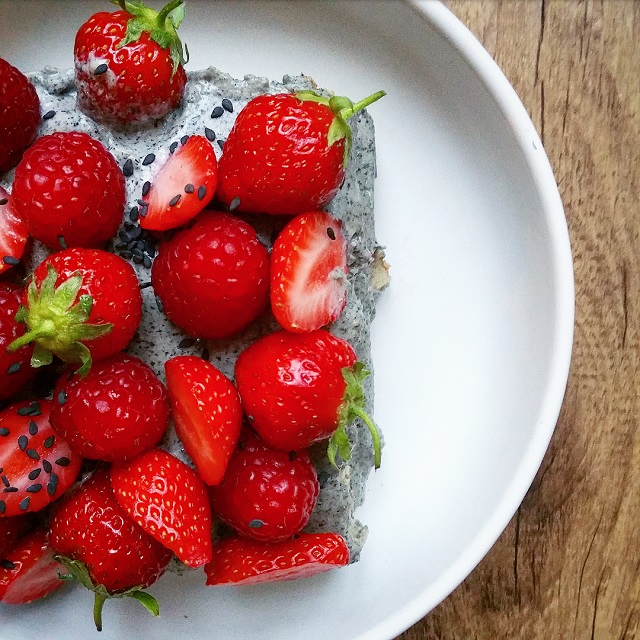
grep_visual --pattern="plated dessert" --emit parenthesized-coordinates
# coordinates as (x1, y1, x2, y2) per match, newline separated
(0, 0, 387, 631)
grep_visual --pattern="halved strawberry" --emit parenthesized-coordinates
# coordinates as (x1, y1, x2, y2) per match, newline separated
(0, 529, 64, 604)
(204, 532, 350, 586)
(165, 356, 242, 486)
(139, 135, 217, 231)
(110, 448, 213, 568)
(0, 186, 28, 274)
(270, 211, 348, 333)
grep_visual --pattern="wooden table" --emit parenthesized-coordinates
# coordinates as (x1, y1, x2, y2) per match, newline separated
(399, 1, 639, 638)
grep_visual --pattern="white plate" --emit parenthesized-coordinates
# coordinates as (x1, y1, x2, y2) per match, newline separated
(0, 1, 574, 639)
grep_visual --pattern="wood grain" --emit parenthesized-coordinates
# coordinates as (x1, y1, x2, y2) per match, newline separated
(399, 1, 640, 639)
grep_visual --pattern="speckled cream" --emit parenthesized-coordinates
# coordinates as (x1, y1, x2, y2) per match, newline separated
(0, 67, 388, 564)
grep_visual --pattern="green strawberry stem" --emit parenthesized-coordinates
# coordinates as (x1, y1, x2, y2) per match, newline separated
(93, 591, 109, 633)
(328, 362, 382, 470)
(342, 91, 387, 120)
(7, 264, 113, 377)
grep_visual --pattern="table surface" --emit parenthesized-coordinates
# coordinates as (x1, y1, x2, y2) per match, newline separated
(400, 1, 639, 639)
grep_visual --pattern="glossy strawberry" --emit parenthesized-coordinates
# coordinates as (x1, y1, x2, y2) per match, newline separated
(0, 187, 28, 275)
(152, 212, 269, 339)
(0, 399, 82, 518)
(216, 90, 384, 215)
(205, 533, 350, 586)
(51, 354, 169, 462)
(0, 58, 40, 174)
(0, 529, 64, 604)
(0, 283, 37, 402)
(165, 356, 242, 485)
(0, 515, 27, 558)
(11, 131, 125, 249)
(111, 448, 213, 568)
(271, 211, 348, 332)
(50, 470, 173, 631)
(74, 0, 188, 125)
(8, 248, 142, 376)
(235, 329, 382, 468)
(209, 439, 319, 542)
(140, 135, 217, 231)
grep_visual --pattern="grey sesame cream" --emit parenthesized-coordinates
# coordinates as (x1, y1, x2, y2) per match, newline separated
(0, 67, 389, 564)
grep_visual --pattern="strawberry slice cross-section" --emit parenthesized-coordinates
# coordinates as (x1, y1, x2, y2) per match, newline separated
(0, 186, 28, 275)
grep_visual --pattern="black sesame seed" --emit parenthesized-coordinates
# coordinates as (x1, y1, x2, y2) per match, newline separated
(180, 134, 189, 145)
(132, 254, 143, 265)
(211, 106, 224, 118)
(155, 296, 164, 312)
(126, 240, 137, 251)
(28, 468, 42, 480)
(3, 487, 18, 493)
(43, 110, 56, 120)
(137, 199, 148, 208)
(122, 158, 134, 177)
(1, 476, 9, 488)
(44, 435, 55, 449)
(142, 153, 156, 166)
(55, 457, 71, 467)
(58, 235, 67, 250)
(19, 496, 30, 511)
(142, 181, 151, 197)
(129, 206, 140, 222)
(130, 226, 142, 240)
(229, 197, 241, 211)
(169, 194, 181, 207)
(222, 98, 233, 113)
(139, 281, 152, 290)
(17, 435, 28, 451)
(0, 429, 8, 437)
(57, 390, 67, 405)
(119, 250, 133, 260)
(26, 483, 42, 493)
(94, 63, 108, 75)
(184, 183, 195, 194)
(6, 361, 21, 375)
(47, 474, 58, 496)
(197, 185, 207, 201)
(169, 141, 178, 154)
(2, 256, 19, 266)
(327, 227, 336, 240)
(0, 198, 8, 206)
(318, 470, 330, 487)
(178, 338, 195, 349)
(217, 139, 225, 151)
(26, 449, 40, 461)
(132, 248, 143, 259)
(0, 501, 5, 515)
(142, 255, 152, 269)
(28, 420, 38, 436)
(248, 519, 264, 529)
(204, 127, 216, 142)
(0, 559, 15, 569)
(43, 460, 52, 474)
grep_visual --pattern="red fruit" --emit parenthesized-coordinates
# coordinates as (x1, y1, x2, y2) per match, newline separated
(209, 443, 319, 542)
(51, 354, 169, 462)
(74, 0, 188, 125)
(0, 58, 40, 174)
(271, 211, 348, 332)
(0, 283, 37, 402)
(0, 187, 28, 275)
(234, 330, 382, 468)
(140, 135, 217, 231)
(50, 470, 172, 631)
(0, 515, 27, 558)
(111, 448, 213, 568)
(0, 529, 64, 604)
(205, 533, 350, 586)
(165, 356, 242, 485)
(152, 212, 269, 339)
(11, 131, 125, 249)
(8, 248, 142, 376)
(0, 399, 82, 518)
(216, 90, 385, 215)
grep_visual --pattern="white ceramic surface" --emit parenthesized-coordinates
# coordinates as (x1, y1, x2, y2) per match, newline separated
(0, 1, 574, 639)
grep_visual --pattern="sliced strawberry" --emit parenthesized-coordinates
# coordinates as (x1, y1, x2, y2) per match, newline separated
(0, 399, 83, 518)
(110, 448, 213, 568)
(204, 533, 350, 586)
(0, 515, 27, 558)
(139, 135, 217, 231)
(0, 529, 64, 604)
(270, 211, 348, 333)
(0, 187, 28, 274)
(165, 356, 242, 486)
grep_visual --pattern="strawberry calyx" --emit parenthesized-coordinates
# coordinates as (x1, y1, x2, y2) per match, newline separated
(7, 264, 113, 377)
(296, 90, 386, 166)
(55, 555, 160, 632)
(111, 0, 189, 75)
(328, 362, 382, 470)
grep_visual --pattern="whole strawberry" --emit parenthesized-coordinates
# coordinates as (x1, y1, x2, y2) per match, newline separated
(152, 212, 269, 339)
(8, 248, 142, 376)
(11, 131, 125, 250)
(74, 0, 188, 125)
(51, 354, 169, 462)
(234, 329, 382, 468)
(50, 469, 173, 631)
(216, 89, 385, 215)
(0, 58, 40, 174)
